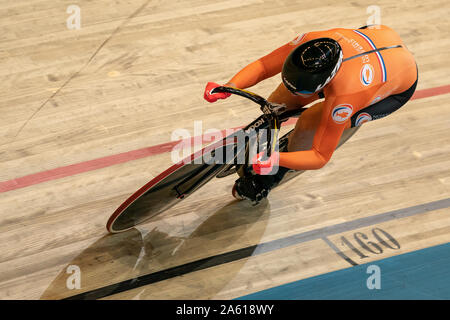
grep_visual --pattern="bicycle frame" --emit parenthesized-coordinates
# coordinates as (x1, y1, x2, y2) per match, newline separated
(212, 86, 306, 178)
(106, 87, 306, 232)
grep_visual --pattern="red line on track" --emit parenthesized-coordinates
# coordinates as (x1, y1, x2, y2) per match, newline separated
(410, 84, 450, 100)
(1, 84, 449, 193)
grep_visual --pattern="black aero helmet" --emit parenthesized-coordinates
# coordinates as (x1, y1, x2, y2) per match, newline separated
(282, 37, 343, 94)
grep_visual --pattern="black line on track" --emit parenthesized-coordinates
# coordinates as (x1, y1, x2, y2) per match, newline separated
(65, 197, 450, 300)
(64, 245, 258, 300)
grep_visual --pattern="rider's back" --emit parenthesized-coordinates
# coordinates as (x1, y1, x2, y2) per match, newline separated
(310, 25, 417, 110)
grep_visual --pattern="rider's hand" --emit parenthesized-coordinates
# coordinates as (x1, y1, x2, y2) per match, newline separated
(204, 82, 231, 103)
(252, 151, 280, 175)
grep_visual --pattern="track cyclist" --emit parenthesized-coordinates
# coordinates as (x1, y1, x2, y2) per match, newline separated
(204, 25, 418, 203)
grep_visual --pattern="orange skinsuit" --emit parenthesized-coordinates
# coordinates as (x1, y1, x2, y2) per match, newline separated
(227, 25, 417, 170)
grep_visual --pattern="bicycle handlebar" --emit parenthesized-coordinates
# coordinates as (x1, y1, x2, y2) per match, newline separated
(211, 86, 267, 108)
(212, 86, 286, 159)
(211, 86, 287, 116)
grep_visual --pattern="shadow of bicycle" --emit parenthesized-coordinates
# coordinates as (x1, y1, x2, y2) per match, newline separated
(40, 199, 271, 299)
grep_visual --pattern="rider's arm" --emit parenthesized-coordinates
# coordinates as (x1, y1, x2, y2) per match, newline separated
(278, 97, 354, 170)
(226, 34, 311, 89)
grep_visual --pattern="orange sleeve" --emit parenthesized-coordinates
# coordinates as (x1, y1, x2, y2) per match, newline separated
(228, 34, 310, 89)
(227, 59, 268, 89)
(278, 97, 354, 170)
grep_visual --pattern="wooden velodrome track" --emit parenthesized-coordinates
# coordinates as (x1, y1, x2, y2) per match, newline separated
(0, 0, 449, 300)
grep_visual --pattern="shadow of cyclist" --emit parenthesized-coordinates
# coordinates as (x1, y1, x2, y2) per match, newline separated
(40, 199, 270, 299)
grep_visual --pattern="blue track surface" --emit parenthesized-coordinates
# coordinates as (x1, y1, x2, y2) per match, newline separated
(236, 242, 450, 300)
